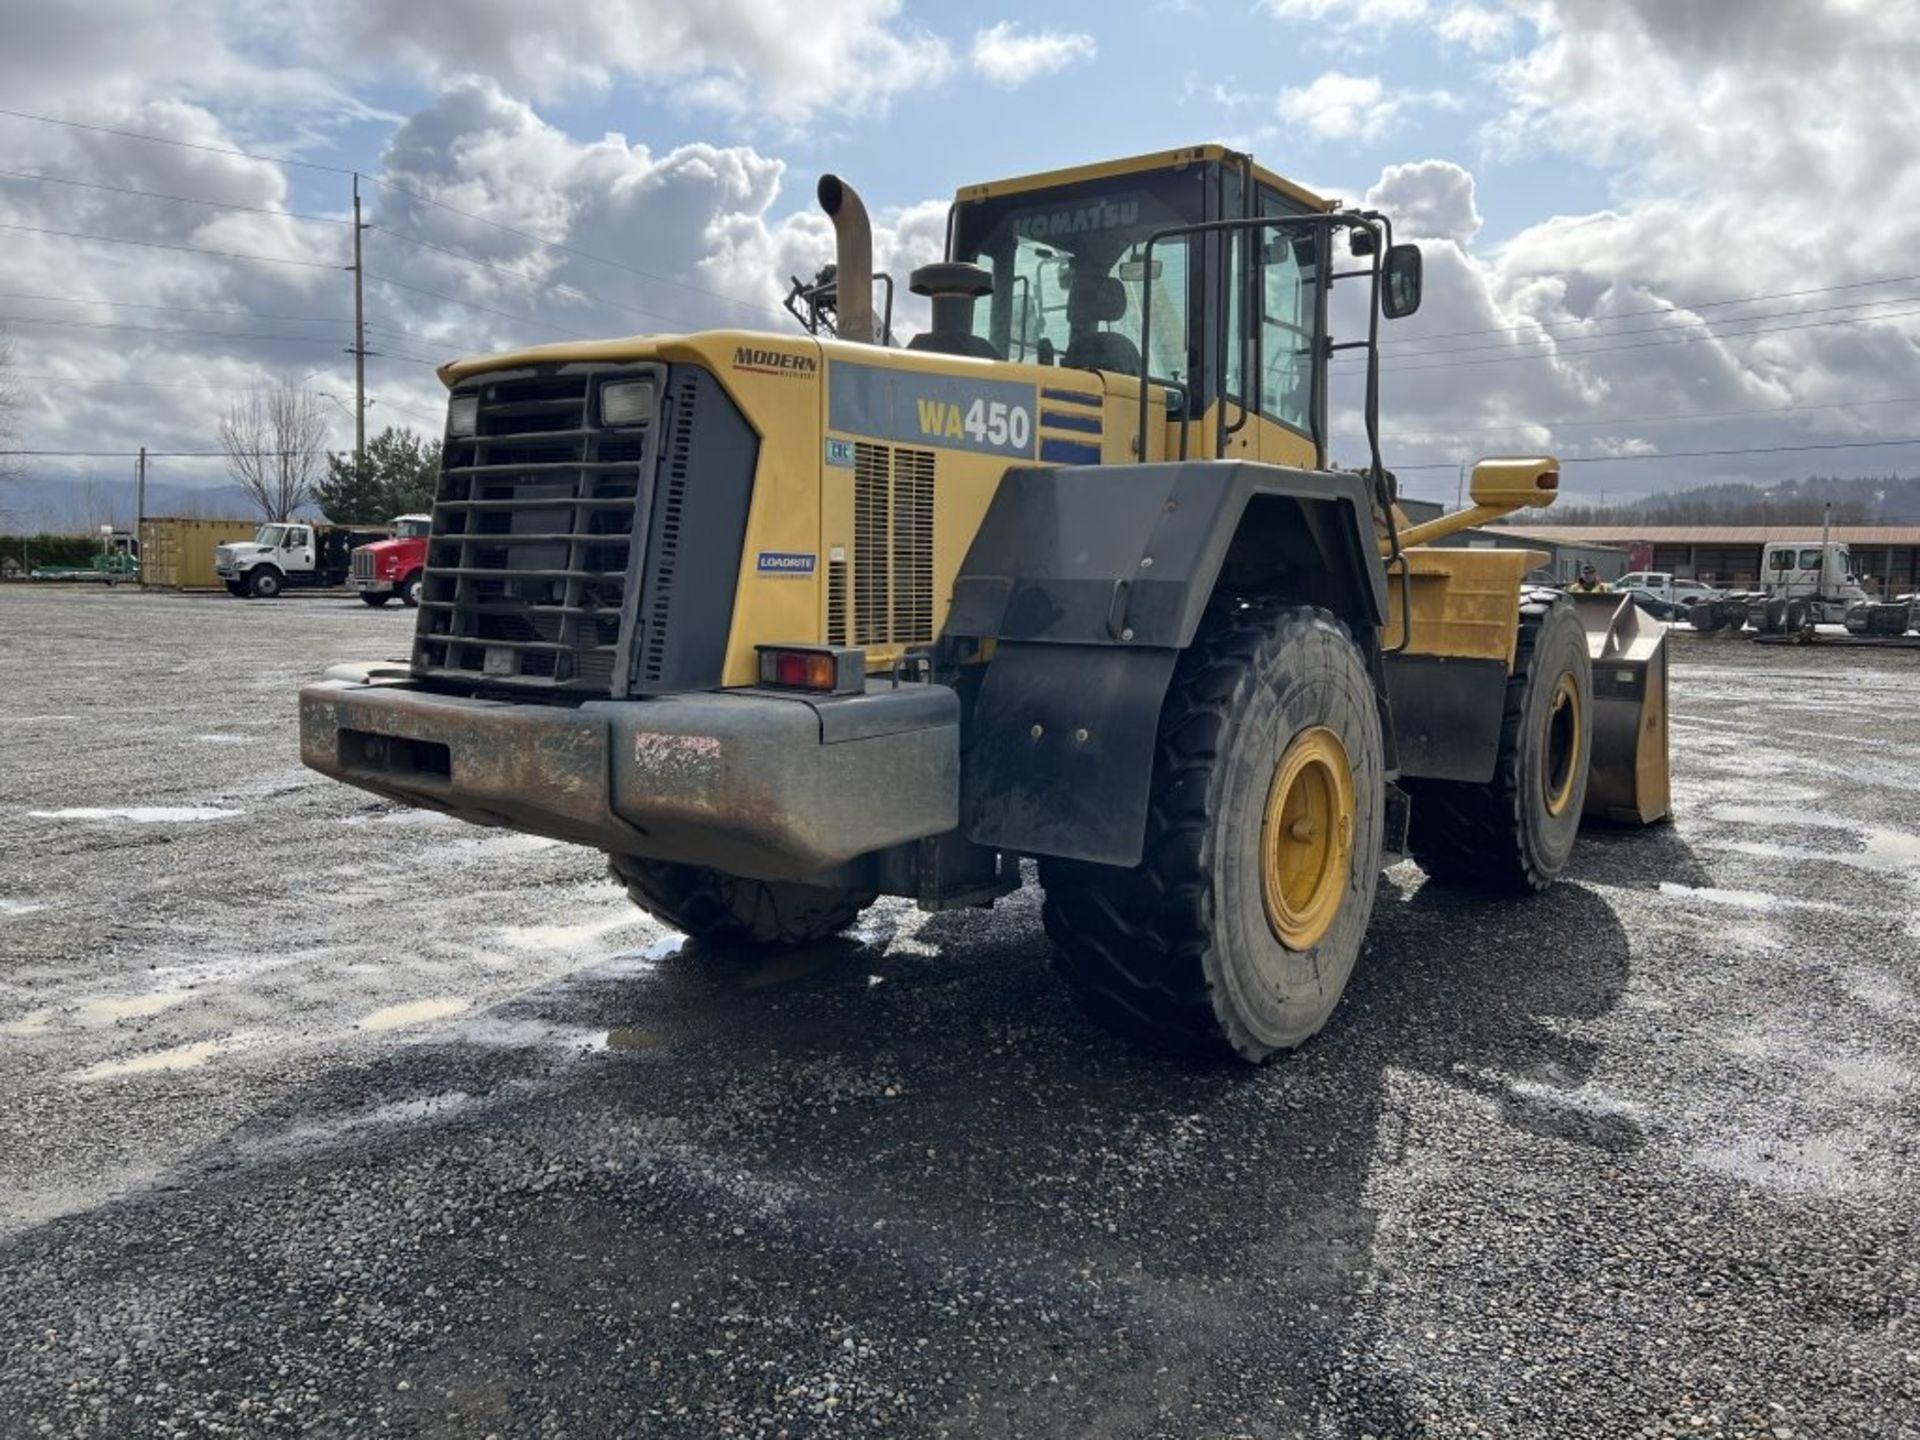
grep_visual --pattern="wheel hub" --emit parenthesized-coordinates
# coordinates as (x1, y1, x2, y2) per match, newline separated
(1260, 726, 1356, 952)
(1543, 671, 1582, 818)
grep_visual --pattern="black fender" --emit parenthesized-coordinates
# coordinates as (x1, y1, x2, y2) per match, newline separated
(945, 461, 1385, 866)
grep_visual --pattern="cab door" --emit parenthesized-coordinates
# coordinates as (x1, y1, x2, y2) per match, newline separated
(1221, 183, 1322, 469)
(286, 525, 315, 576)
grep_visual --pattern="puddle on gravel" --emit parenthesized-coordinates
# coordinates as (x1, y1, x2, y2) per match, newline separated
(607, 1028, 667, 1050)
(26, 806, 243, 823)
(339, 808, 458, 829)
(355, 997, 472, 1031)
(194, 734, 254, 746)
(69, 1036, 253, 1082)
(76, 990, 191, 1024)
(496, 912, 645, 951)
(0, 899, 48, 917)
(1656, 882, 1840, 912)
(2, 1009, 54, 1037)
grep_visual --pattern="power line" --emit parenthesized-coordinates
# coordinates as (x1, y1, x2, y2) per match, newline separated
(362, 270, 593, 339)
(1381, 270, 1920, 349)
(0, 166, 347, 225)
(9, 372, 282, 393)
(0, 105, 791, 324)
(2, 314, 350, 344)
(0, 106, 356, 177)
(1347, 301, 1920, 376)
(1350, 291, 1920, 366)
(368, 222, 690, 329)
(1347, 393, 1920, 443)
(1373, 291, 1920, 365)
(1558, 437, 1920, 465)
(365, 186, 790, 323)
(0, 288, 343, 326)
(0, 219, 341, 269)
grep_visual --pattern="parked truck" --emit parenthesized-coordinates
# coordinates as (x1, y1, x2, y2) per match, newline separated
(1691, 530, 1913, 636)
(217, 522, 390, 598)
(348, 514, 432, 607)
(29, 528, 140, 584)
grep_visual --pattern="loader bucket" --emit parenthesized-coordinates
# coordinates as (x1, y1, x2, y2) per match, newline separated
(1569, 594, 1672, 825)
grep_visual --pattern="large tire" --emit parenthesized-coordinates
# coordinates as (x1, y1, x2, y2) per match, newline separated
(1760, 597, 1787, 634)
(1784, 598, 1810, 633)
(399, 572, 423, 608)
(1405, 592, 1592, 894)
(360, 591, 392, 608)
(1039, 604, 1385, 1063)
(248, 567, 283, 599)
(607, 854, 874, 949)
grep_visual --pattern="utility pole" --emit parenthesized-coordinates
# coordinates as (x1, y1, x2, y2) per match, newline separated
(350, 173, 367, 471)
(135, 445, 146, 584)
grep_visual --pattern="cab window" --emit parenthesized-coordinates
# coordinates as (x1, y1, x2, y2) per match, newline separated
(1258, 228, 1317, 433)
(1767, 550, 1794, 571)
(1797, 548, 1822, 570)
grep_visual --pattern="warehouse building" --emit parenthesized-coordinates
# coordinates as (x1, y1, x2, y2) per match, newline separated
(1493, 524, 1920, 593)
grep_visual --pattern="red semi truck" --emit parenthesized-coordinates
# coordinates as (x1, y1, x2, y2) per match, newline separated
(348, 514, 431, 607)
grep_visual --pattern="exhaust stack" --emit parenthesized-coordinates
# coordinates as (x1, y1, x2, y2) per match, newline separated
(816, 173, 875, 345)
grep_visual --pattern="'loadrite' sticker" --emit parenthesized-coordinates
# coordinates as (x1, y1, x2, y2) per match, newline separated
(756, 551, 817, 576)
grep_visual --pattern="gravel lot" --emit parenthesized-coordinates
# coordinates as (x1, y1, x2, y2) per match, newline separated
(0, 585, 1915, 1439)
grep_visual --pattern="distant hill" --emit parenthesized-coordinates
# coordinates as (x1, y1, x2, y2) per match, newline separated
(1549, 474, 1920, 527)
(0, 474, 301, 533)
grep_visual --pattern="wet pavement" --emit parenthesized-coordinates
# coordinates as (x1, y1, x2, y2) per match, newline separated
(0, 587, 1915, 1438)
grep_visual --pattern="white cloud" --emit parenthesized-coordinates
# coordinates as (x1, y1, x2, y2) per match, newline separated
(0, 77, 952, 517)
(967, 22, 1097, 88)
(1275, 71, 1456, 144)
(303, 0, 953, 126)
(1433, 3, 1515, 51)
(1261, 0, 1430, 25)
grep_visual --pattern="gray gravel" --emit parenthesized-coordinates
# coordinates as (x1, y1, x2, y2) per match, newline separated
(0, 586, 1915, 1439)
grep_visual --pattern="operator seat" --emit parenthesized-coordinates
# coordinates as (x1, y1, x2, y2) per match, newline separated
(1062, 275, 1141, 376)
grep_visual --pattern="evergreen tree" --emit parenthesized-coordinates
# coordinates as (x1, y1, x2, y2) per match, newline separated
(317, 427, 442, 523)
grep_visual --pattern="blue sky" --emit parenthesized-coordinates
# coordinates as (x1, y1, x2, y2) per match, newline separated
(4, 0, 1919, 519)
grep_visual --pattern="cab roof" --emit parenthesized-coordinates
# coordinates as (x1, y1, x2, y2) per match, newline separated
(953, 144, 1336, 214)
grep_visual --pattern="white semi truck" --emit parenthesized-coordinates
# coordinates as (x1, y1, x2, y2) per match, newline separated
(1691, 533, 1914, 637)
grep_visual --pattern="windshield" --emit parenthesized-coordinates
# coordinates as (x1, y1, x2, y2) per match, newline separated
(255, 525, 286, 548)
(952, 168, 1209, 383)
(396, 518, 431, 539)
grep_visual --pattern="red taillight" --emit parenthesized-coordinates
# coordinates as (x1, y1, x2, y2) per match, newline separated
(756, 645, 860, 694)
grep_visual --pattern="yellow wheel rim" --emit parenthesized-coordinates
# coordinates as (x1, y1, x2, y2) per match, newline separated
(1543, 672, 1582, 817)
(1260, 726, 1356, 952)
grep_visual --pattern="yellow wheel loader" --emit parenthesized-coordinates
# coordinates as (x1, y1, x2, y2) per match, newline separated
(300, 145, 1670, 1062)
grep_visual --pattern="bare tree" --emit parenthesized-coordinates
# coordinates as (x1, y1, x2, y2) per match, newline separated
(218, 381, 328, 522)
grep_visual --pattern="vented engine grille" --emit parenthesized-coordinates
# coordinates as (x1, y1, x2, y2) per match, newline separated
(350, 548, 374, 582)
(851, 441, 935, 646)
(414, 364, 663, 694)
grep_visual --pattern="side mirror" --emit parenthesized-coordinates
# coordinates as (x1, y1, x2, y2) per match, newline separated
(1382, 243, 1423, 319)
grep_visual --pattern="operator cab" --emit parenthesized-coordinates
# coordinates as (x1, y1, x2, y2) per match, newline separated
(940, 145, 1423, 468)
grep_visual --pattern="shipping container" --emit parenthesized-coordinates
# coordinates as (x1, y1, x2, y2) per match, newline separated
(138, 516, 261, 590)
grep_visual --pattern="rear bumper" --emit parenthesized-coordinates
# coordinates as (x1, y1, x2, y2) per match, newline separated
(298, 672, 960, 881)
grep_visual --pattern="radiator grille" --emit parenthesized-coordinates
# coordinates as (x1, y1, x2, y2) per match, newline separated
(826, 556, 849, 647)
(414, 364, 661, 694)
(636, 368, 698, 686)
(350, 548, 374, 582)
(851, 441, 934, 647)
